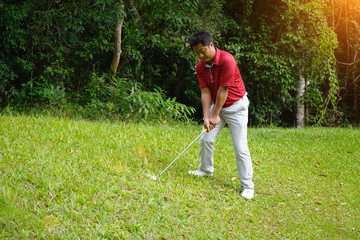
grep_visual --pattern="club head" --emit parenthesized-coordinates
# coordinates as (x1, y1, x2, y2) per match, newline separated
(146, 174, 157, 180)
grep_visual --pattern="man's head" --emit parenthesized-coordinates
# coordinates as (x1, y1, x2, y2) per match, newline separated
(189, 31, 213, 48)
(190, 31, 216, 64)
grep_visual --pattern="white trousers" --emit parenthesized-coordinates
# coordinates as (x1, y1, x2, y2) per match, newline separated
(199, 94, 254, 189)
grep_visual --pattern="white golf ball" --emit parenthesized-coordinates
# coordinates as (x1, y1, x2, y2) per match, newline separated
(151, 176, 157, 180)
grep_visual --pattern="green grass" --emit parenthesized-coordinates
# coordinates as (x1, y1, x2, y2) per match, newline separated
(1, 113, 359, 239)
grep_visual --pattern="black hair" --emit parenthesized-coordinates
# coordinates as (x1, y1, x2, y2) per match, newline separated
(189, 31, 213, 48)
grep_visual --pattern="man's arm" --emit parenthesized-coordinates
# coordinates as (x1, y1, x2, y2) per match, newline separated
(201, 87, 213, 131)
(210, 86, 229, 127)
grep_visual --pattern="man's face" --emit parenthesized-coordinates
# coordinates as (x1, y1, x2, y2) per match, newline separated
(192, 42, 216, 64)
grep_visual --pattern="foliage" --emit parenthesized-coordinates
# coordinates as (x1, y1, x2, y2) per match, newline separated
(120, 0, 228, 114)
(0, 0, 359, 126)
(223, 0, 341, 126)
(278, 0, 339, 125)
(82, 74, 195, 122)
(0, 1, 30, 106)
(0, 0, 120, 103)
(1, 114, 359, 238)
(0, 0, 197, 122)
(0, 60, 18, 106)
(329, 0, 360, 125)
(226, 36, 298, 126)
(32, 82, 67, 107)
(223, 0, 296, 126)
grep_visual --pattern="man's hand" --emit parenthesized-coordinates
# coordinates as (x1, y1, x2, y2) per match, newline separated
(204, 118, 213, 131)
(206, 86, 227, 131)
(209, 114, 220, 128)
(204, 114, 220, 131)
(201, 86, 226, 131)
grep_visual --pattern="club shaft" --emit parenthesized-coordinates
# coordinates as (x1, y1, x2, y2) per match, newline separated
(158, 130, 206, 177)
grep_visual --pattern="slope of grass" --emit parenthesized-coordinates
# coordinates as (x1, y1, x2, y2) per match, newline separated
(0, 113, 359, 239)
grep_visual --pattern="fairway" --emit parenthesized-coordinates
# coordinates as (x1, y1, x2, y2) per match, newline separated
(1, 114, 359, 239)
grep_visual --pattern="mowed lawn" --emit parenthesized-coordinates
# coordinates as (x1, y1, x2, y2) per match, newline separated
(1, 113, 359, 239)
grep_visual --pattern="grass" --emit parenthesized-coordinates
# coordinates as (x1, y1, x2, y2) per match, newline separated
(0, 113, 359, 239)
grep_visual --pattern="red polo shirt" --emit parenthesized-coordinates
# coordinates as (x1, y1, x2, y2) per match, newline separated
(196, 47, 246, 108)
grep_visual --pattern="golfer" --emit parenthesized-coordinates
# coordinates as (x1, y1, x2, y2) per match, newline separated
(188, 31, 254, 199)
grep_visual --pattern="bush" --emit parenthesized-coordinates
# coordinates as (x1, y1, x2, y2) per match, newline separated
(0, 61, 17, 106)
(82, 74, 195, 122)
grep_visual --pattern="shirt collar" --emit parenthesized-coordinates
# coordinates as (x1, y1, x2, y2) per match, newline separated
(205, 47, 220, 68)
(205, 62, 213, 68)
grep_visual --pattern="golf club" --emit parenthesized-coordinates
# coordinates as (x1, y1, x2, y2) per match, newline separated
(146, 129, 208, 180)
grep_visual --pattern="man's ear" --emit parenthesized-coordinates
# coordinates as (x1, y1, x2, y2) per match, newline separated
(209, 42, 214, 49)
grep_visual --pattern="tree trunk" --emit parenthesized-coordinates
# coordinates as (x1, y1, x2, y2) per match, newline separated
(355, 78, 359, 127)
(127, 0, 141, 20)
(126, 0, 143, 30)
(110, 6, 124, 76)
(296, 74, 306, 128)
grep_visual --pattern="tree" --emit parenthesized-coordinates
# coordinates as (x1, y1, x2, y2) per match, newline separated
(110, 3, 125, 76)
(279, 0, 338, 127)
(223, 0, 299, 126)
(329, 0, 360, 126)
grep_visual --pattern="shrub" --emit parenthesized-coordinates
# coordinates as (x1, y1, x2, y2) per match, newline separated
(83, 74, 195, 122)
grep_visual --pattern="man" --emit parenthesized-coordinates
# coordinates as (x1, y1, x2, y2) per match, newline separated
(188, 31, 254, 199)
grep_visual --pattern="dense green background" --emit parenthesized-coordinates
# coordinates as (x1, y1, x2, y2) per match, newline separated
(1, 0, 359, 126)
